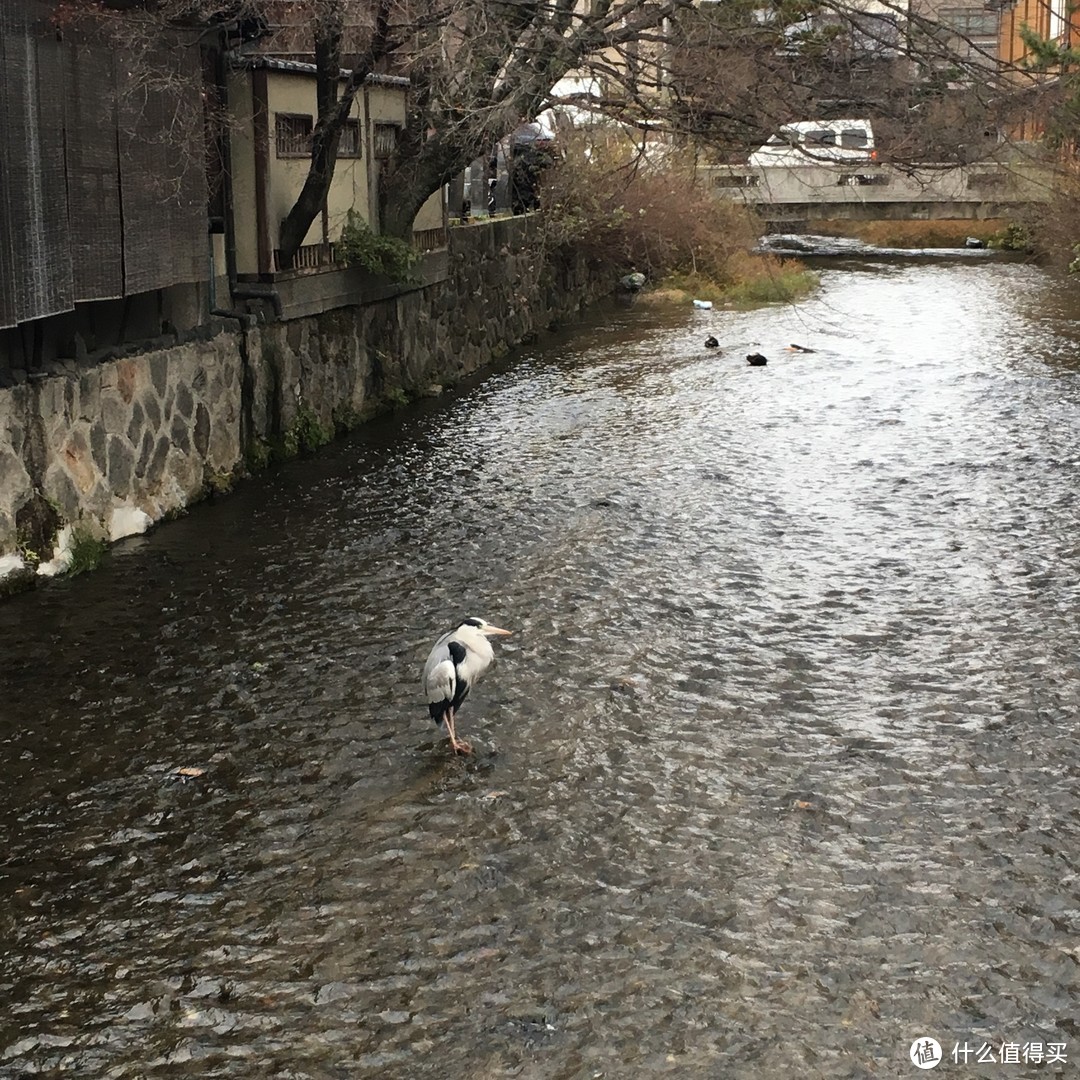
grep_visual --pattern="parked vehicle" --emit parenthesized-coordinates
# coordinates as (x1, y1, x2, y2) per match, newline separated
(748, 120, 876, 167)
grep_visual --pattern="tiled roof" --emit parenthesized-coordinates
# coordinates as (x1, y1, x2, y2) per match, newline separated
(235, 55, 410, 87)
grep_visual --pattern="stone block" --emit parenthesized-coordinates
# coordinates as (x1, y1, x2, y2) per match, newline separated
(42, 463, 81, 521)
(77, 369, 101, 423)
(169, 414, 191, 456)
(174, 382, 194, 421)
(61, 428, 99, 495)
(0, 509, 16, 554)
(193, 403, 210, 458)
(89, 420, 107, 474)
(147, 435, 170, 486)
(126, 399, 145, 444)
(149, 353, 169, 397)
(142, 390, 162, 433)
(106, 434, 136, 492)
(100, 385, 131, 436)
(36, 377, 71, 427)
(115, 359, 139, 404)
(207, 419, 239, 470)
(0, 449, 34, 532)
(166, 446, 203, 502)
(135, 429, 155, 479)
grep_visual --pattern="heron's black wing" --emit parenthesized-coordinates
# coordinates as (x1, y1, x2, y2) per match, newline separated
(446, 639, 472, 710)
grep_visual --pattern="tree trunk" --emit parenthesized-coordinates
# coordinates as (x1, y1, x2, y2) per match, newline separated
(276, 11, 348, 269)
(378, 137, 481, 240)
(276, 109, 348, 267)
(276, 2, 392, 269)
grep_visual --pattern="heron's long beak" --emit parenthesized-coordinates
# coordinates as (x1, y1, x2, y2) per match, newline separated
(483, 625, 512, 637)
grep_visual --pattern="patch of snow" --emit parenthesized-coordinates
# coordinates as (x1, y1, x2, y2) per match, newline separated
(37, 525, 74, 577)
(0, 553, 26, 579)
(109, 504, 152, 542)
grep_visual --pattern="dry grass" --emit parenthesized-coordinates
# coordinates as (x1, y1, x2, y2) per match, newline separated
(540, 136, 761, 281)
(539, 135, 818, 304)
(652, 255, 818, 308)
(809, 218, 1011, 248)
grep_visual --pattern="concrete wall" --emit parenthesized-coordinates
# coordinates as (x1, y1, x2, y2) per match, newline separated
(0, 216, 609, 587)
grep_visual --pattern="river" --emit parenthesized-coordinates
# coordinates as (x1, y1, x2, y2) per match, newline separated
(2, 251, 1079, 1079)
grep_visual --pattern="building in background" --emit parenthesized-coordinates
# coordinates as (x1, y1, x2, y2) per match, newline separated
(995, 0, 1080, 141)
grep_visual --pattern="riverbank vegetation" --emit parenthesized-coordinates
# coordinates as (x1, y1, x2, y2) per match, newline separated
(1025, 169, 1080, 269)
(808, 219, 1013, 248)
(539, 137, 818, 307)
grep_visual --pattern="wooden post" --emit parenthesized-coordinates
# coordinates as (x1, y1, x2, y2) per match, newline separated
(252, 68, 273, 275)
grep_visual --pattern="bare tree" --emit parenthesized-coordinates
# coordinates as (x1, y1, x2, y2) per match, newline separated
(375, 1, 700, 238)
(53, 0, 1049, 252)
(275, 0, 394, 264)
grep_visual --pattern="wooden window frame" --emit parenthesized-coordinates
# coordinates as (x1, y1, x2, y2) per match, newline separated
(276, 113, 313, 158)
(339, 117, 362, 158)
(373, 122, 400, 160)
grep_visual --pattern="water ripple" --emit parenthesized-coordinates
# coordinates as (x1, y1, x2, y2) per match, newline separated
(2, 260, 1080, 1077)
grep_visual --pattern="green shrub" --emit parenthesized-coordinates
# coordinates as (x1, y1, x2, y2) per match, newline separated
(283, 403, 332, 457)
(989, 223, 1032, 252)
(68, 527, 107, 576)
(246, 438, 272, 472)
(338, 211, 420, 283)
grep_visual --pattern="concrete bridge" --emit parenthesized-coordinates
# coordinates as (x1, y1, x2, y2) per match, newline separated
(702, 161, 1053, 227)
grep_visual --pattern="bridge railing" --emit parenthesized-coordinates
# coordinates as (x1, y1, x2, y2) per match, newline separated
(701, 162, 1054, 207)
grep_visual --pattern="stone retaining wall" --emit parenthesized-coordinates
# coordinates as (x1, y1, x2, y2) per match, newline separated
(0, 217, 608, 587)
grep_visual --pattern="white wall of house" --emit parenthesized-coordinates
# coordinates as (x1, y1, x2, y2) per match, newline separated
(229, 65, 417, 275)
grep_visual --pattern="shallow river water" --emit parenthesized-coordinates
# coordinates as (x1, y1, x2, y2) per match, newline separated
(2, 252, 1080, 1079)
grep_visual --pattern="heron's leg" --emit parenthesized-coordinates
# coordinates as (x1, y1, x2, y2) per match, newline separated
(444, 708, 473, 755)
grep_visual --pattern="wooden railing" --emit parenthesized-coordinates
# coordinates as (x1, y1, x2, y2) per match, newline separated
(412, 227, 448, 252)
(272, 227, 448, 273)
(273, 242, 338, 272)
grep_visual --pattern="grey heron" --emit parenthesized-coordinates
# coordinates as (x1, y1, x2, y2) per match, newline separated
(422, 617, 512, 754)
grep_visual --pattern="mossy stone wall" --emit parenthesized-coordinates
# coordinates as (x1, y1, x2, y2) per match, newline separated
(0, 217, 608, 575)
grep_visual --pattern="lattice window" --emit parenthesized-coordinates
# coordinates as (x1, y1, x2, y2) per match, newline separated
(276, 113, 312, 157)
(339, 118, 362, 158)
(373, 123, 399, 160)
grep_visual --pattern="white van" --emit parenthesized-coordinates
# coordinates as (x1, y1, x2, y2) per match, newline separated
(748, 120, 876, 167)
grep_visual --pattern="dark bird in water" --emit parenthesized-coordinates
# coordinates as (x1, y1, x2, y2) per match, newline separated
(705, 336, 720, 348)
(746, 353, 768, 366)
(422, 617, 512, 754)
